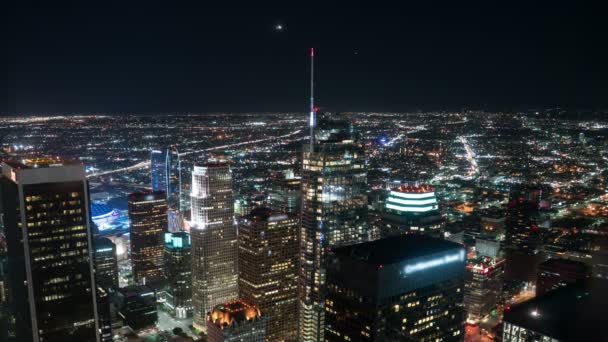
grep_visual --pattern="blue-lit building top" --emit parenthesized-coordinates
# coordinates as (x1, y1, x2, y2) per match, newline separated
(164, 231, 191, 249)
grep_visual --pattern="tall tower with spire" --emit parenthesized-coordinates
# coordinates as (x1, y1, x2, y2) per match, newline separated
(297, 49, 370, 341)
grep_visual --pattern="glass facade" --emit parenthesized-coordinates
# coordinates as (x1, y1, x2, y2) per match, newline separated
(0, 162, 100, 342)
(190, 163, 239, 330)
(164, 231, 192, 318)
(239, 208, 299, 341)
(128, 191, 167, 286)
(298, 113, 370, 341)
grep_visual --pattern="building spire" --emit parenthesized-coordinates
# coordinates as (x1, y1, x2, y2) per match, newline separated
(309, 47, 315, 153)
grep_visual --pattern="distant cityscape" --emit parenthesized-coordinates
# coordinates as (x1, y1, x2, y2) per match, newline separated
(0, 108, 607, 342)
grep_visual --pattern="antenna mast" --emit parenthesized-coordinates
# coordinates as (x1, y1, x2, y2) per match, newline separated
(309, 48, 315, 153)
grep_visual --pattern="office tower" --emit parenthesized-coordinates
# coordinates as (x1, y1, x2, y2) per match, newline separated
(380, 182, 443, 238)
(298, 111, 370, 341)
(464, 254, 505, 322)
(164, 231, 192, 319)
(502, 280, 607, 341)
(128, 191, 167, 286)
(239, 208, 299, 341)
(270, 175, 302, 215)
(536, 258, 590, 295)
(0, 160, 100, 342)
(113, 285, 158, 332)
(151, 149, 169, 193)
(190, 163, 238, 330)
(325, 235, 466, 341)
(96, 287, 113, 342)
(151, 147, 182, 211)
(93, 237, 119, 290)
(207, 300, 266, 342)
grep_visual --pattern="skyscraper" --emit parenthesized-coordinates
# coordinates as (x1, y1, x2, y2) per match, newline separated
(298, 112, 370, 341)
(164, 231, 192, 319)
(239, 208, 299, 341)
(324, 235, 466, 341)
(151, 149, 169, 193)
(128, 191, 167, 286)
(0, 159, 100, 342)
(151, 147, 182, 211)
(93, 236, 119, 290)
(190, 163, 238, 330)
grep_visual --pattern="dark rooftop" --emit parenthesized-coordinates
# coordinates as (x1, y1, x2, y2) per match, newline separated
(503, 280, 608, 341)
(332, 235, 464, 265)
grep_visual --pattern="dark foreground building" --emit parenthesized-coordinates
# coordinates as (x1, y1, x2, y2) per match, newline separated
(0, 160, 100, 342)
(502, 280, 607, 341)
(325, 235, 466, 342)
(114, 285, 158, 332)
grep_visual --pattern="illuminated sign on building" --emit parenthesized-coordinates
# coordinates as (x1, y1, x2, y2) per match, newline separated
(386, 189, 439, 213)
(404, 249, 465, 274)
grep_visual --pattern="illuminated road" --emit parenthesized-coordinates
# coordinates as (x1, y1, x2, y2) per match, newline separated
(459, 136, 479, 178)
(86, 129, 303, 178)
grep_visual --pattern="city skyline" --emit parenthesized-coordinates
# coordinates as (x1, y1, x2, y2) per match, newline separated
(2, 2, 608, 342)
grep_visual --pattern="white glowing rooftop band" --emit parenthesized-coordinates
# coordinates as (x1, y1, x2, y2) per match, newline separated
(387, 197, 438, 206)
(390, 191, 436, 199)
(386, 204, 438, 212)
(404, 249, 465, 274)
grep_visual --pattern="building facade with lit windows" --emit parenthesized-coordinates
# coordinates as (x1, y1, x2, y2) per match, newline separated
(298, 113, 370, 341)
(0, 160, 101, 342)
(464, 254, 505, 322)
(93, 236, 119, 290)
(190, 163, 239, 330)
(164, 231, 192, 318)
(128, 191, 167, 286)
(379, 182, 443, 238)
(207, 300, 267, 342)
(239, 208, 299, 341)
(325, 235, 466, 342)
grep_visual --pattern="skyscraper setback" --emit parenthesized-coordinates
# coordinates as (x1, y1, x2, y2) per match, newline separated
(190, 163, 239, 330)
(0, 159, 100, 342)
(239, 208, 299, 341)
(128, 191, 167, 286)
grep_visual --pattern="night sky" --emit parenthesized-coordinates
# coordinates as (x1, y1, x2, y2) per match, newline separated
(6, 1, 608, 114)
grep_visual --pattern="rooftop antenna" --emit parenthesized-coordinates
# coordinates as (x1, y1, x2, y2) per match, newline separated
(309, 47, 315, 153)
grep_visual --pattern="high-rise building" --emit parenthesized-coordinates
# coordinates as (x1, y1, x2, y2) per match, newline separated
(379, 182, 443, 238)
(151, 147, 182, 211)
(151, 149, 169, 193)
(190, 163, 238, 330)
(298, 112, 370, 341)
(270, 175, 302, 215)
(464, 254, 505, 322)
(164, 231, 192, 319)
(325, 235, 466, 341)
(113, 285, 158, 332)
(128, 191, 167, 286)
(502, 280, 607, 341)
(0, 159, 100, 342)
(93, 237, 119, 290)
(239, 208, 299, 341)
(536, 258, 590, 296)
(207, 300, 267, 342)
